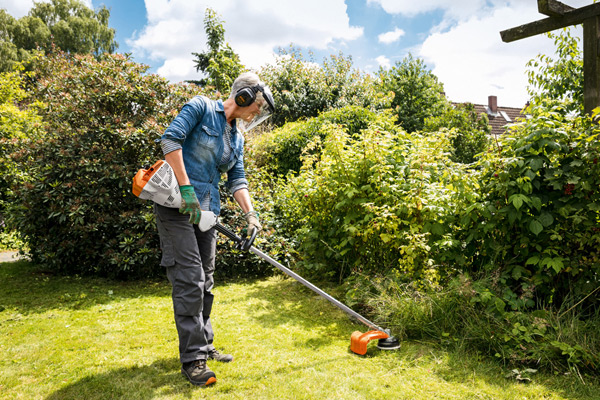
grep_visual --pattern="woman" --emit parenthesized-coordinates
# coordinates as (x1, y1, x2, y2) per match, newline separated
(154, 72, 275, 386)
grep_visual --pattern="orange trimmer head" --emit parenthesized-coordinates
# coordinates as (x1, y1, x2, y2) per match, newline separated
(350, 329, 401, 355)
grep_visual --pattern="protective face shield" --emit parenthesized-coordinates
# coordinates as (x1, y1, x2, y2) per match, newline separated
(235, 85, 275, 133)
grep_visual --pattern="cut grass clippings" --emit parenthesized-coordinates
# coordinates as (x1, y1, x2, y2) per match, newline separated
(0, 258, 598, 400)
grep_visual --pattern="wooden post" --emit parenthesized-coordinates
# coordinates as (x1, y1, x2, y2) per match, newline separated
(584, 16, 600, 115)
(500, 1, 600, 115)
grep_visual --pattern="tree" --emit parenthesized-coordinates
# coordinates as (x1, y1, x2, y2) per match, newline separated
(191, 8, 245, 93)
(424, 102, 491, 164)
(377, 54, 448, 133)
(0, 0, 117, 72)
(259, 46, 391, 127)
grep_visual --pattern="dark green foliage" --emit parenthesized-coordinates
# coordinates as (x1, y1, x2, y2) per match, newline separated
(377, 54, 448, 133)
(424, 102, 491, 163)
(0, 0, 117, 72)
(458, 28, 599, 313)
(461, 104, 600, 310)
(215, 166, 298, 280)
(7, 52, 198, 278)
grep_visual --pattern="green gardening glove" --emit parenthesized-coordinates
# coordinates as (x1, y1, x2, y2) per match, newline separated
(179, 185, 202, 224)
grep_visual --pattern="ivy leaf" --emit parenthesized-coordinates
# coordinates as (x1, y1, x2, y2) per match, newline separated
(431, 223, 444, 235)
(550, 258, 564, 274)
(530, 196, 542, 211)
(570, 160, 583, 167)
(529, 158, 544, 171)
(494, 297, 506, 313)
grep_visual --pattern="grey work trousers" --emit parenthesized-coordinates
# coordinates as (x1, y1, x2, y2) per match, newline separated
(154, 204, 217, 364)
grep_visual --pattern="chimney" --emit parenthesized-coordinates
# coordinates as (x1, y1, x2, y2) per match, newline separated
(488, 95, 498, 113)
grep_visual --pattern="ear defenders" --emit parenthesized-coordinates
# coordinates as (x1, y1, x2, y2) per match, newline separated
(234, 85, 260, 107)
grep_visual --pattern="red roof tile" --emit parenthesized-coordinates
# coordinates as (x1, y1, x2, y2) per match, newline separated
(453, 96, 529, 136)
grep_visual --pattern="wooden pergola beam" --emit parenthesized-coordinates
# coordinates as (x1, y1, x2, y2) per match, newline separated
(538, 0, 574, 17)
(501, 2, 600, 43)
(501, 1, 600, 114)
(584, 16, 600, 114)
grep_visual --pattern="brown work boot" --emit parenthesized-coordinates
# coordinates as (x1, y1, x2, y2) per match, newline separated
(208, 348, 234, 362)
(181, 359, 217, 386)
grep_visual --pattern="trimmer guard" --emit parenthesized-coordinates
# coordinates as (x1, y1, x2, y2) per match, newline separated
(350, 330, 390, 355)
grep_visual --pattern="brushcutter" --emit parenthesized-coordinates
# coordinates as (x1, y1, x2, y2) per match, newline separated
(132, 160, 400, 355)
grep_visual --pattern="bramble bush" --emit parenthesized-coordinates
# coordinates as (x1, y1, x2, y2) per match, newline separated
(275, 121, 477, 286)
(7, 52, 201, 277)
(251, 105, 396, 176)
(461, 102, 600, 311)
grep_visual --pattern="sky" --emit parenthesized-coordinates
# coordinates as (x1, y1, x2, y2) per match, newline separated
(0, 0, 592, 108)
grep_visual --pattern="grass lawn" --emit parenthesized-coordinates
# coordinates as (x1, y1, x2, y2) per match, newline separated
(1, 257, 598, 400)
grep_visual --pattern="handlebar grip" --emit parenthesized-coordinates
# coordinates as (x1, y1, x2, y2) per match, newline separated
(214, 223, 242, 244)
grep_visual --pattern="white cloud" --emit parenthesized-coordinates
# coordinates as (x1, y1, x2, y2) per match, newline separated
(128, 0, 363, 83)
(378, 27, 405, 44)
(417, 2, 586, 107)
(367, 0, 488, 20)
(0, 0, 35, 17)
(365, 0, 588, 107)
(376, 55, 391, 69)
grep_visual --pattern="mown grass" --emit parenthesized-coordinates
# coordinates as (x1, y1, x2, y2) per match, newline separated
(1, 257, 598, 400)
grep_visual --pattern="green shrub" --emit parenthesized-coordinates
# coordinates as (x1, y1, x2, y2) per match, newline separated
(275, 123, 477, 286)
(7, 52, 200, 278)
(252, 105, 396, 176)
(461, 101, 600, 310)
(424, 102, 491, 164)
(215, 165, 298, 280)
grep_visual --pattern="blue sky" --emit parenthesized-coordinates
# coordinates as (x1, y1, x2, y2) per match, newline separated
(1, 0, 591, 107)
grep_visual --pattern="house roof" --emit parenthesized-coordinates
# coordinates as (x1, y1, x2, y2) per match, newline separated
(456, 96, 529, 136)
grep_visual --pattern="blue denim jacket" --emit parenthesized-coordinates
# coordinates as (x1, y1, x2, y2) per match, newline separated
(157, 96, 247, 215)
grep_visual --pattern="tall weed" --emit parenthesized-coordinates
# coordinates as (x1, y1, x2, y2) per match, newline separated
(350, 273, 599, 374)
